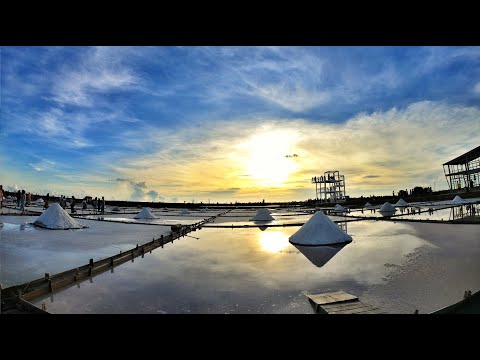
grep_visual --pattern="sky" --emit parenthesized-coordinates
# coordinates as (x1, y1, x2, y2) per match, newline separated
(1, 46, 479, 203)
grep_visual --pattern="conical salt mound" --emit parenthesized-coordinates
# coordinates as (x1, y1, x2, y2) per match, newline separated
(250, 208, 275, 221)
(379, 202, 395, 212)
(134, 207, 157, 219)
(395, 198, 408, 207)
(179, 208, 190, 215)
(333, 204, 345, 212)
(36, 198, 45, 204)
(452, 195, 464, 204)
(289, 211, 352, 246)
(364, 202, 372, 208)
(33, 203, 86, 229)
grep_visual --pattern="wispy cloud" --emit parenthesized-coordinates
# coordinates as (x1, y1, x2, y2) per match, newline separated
(474, 82, 480, 95)
(3, 47, 480, 201)
(111, 100, 480, 201)
(28, 159, 56, 172)
(51, 47, 140, 107)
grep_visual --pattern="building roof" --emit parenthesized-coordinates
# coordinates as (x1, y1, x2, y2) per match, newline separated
(443, 145, 480, 166)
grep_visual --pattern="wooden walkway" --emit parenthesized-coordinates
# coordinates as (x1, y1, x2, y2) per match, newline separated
(307, 291, 386, 314)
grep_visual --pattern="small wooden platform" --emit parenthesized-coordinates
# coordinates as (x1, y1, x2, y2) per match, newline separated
(307, 291, 386, 314)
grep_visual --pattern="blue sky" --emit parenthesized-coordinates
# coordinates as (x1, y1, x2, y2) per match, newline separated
(1, 46, 479, 202)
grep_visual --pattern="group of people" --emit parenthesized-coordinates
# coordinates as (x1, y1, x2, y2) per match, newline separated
(57, 195, 106, 214)
(312, 174, 337, 183)
(59, 195, 81, 214)
(91, 197, 106, 214)
(8, 189, 31, 214)
(0, 187, 108, 215)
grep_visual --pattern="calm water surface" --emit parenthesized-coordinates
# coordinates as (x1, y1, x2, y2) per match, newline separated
(25, 220, 480, 314)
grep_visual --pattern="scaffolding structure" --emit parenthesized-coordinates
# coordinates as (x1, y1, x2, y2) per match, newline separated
(311, 170, 346, 203)
(443, 145, 480, 191)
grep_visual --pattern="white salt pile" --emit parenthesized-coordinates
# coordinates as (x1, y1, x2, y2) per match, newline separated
(134, 207, 157, 219)
(250, 208, 275, 221)
(179, 208, 190, 215)
(452, 195, 464, 204)
(333, 204, 345, 212)
(378, 202, 396, 216)
(289, 211, 352, 246)
(112, 207, 121, 212)
(395, 198, 408, 207)
(36, 198, 45, 204)
(33, 203, 86, 230)
(364, 202, 372, 208)
(379, 202, 395, 212)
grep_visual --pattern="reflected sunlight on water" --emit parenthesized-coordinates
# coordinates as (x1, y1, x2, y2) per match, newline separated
(257, 230, 290, 253)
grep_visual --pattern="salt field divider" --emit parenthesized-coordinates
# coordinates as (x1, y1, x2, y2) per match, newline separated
(0, 210, 232, 313)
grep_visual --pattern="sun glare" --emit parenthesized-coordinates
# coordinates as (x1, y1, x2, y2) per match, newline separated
(258, 230, 291, 253)
(239, 130, 299, 187)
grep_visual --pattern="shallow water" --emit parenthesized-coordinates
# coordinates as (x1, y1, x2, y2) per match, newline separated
(21, 220, 480, 314)
(349, 204, 479, 221)
(0, 216, 171, 287)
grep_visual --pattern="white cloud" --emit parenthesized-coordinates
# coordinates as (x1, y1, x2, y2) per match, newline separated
(51, 47, 139, 107)
(28, 159, 56, 172)
(113, 100, 480, 201)
(474, 82, 480, 95)
(248, 81, 331, 113)
(112, 178, 165, 202)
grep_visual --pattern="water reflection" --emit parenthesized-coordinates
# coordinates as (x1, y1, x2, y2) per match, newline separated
(450, 204, 479, 221)
(378, 210, 396, 217)
(26, 221, 480, 314)
(338, 221, 348, 233)
(257, 230, 290, 253)
(293, 243, 347, 268)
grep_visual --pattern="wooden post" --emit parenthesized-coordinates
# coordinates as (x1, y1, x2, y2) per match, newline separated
(45, 273, 50, 279)
(89, 258, 94, 267)
(88, 266, 93, 276)
(110, 257, 114, 267)
(48, 279, 53, 293)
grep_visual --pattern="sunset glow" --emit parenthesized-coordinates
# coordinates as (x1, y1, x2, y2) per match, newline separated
(1, 46, 479, 202)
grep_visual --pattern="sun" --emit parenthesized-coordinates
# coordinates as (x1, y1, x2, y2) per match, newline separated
(238, 130, 299, 187)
